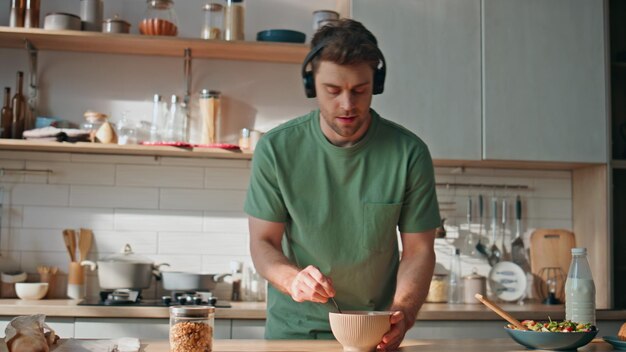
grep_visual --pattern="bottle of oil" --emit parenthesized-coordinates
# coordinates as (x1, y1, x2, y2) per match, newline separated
(11, 71, 27, 139)
(1, 87, 12, 138)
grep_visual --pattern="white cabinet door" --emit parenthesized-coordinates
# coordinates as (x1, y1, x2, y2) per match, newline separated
(352, 0, 482, 160)
(482, 0, 607, 163)
(231, 319, 265, 339)
(74, 318, 231, 339)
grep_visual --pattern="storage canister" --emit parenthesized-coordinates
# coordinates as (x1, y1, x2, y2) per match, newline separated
(425, 273, 448, 303)
(224, 0, 244, 41)
(170, 305, 214, 352)
(140, 0, 179, 36)
(201, 3, 223, 40)
(463, 269, 486, 304)
(102, 15, 131, 34)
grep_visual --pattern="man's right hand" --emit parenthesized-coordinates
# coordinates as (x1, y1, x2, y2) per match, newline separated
(288, 265, 336, 303)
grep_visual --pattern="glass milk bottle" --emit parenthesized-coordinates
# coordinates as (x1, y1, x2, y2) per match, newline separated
(565, 247, 596, 325)
(447, 248, 463, 304)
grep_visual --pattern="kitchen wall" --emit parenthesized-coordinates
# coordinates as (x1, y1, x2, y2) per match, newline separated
(0, 0, 573, 299)
(0, 149, 572, 298)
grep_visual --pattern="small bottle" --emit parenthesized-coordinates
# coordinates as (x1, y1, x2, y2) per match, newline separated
(201, 3, 224, 40)
(199, 90, 221, 144)
(448, 248, 463, 304)
(565, 247, 596, 325)
(224, 0, 245, 41)
(150, 94, 166, 142)
(24, 0, 40, 28)
(9, 0, 25, 28)
(1, 88, 12, 139)
(169, 306, 214, 352)
(11, 71, 27, 139)
(239, 128, 250, 150)
(230, 260, 243, 301)
(164, 95, 187, 142)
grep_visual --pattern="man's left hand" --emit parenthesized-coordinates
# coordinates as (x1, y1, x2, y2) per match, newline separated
(377, 311, 408, 351)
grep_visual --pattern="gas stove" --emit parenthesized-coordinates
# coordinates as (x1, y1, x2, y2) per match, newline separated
(78, 289, 231, 308)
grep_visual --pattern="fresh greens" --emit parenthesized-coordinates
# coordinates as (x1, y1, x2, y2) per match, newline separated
(508, 319, 596, 333)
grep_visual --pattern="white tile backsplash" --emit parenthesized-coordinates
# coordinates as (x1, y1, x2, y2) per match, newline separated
(22, 206, 115, 230)
(116, 165, 204, 188)
(70, 185, 159, 209)
(0, 153, 574, 297)
(160, 189, 247, 211)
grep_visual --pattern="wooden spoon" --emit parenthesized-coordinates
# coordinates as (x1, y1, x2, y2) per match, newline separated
(78, 228, 93, 262)
(62, 230, 75, 262)
(475, 293, 528, 330)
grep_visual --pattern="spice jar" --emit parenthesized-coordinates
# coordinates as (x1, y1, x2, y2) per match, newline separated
(224, 0, 244, 41)
(425, 273, 448, 303)
(169, 305, 214, 352)
(201, 3, 223, 40)
(140, 0, 179, 36)
(463, 269, 486, 304)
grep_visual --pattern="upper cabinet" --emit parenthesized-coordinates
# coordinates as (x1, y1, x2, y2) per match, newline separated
(482, 0, 608, 163)
(354, 0, 608, 164)
(353, 0, 482, 161)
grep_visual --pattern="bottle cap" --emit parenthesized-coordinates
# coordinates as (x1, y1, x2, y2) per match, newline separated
(571, 247, 587, 255)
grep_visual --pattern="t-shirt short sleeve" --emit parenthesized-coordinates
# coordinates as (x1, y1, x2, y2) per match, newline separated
(398, 144, 441, 234)
(244, 137, 288, 223)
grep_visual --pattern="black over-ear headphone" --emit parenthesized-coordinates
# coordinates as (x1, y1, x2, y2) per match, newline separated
(301, 40, 387, 98)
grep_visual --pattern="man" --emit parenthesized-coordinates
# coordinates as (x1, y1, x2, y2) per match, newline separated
(244, 19, 440, 350)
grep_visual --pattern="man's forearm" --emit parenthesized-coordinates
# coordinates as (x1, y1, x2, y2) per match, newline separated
(250, 238, 300, 296)
(390, 246, 436, 328)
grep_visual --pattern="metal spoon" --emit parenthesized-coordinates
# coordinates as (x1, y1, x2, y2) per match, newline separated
(330, 297, 342, 313)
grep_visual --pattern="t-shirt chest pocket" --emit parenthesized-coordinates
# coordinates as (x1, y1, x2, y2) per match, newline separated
(361, 202, 402, 253)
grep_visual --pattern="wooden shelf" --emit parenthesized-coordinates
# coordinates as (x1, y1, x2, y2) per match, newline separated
(0, 139, 253, 160)
(0, 26, 309, 63)
(0, 139, 606, 169)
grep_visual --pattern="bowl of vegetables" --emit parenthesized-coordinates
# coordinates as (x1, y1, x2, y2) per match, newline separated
(505, 319, 598, 351)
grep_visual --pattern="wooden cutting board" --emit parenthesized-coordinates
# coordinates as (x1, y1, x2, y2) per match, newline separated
(529, 229, 576, 301)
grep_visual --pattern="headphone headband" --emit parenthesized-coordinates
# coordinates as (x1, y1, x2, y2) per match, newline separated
(301, 39, 387, 98)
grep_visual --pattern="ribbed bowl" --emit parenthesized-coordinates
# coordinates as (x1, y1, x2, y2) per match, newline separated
(329, 311, 392, 352)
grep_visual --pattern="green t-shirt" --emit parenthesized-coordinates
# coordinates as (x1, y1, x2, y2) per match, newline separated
(244, 109, 440, 339)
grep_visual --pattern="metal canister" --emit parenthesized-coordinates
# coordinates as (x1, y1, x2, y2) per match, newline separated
(463, 269, 486, 304)
(102, 15, 131, 34)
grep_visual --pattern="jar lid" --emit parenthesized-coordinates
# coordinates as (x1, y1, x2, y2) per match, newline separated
(571, 247, 586, 255)
(170, 305, 215, 317)
(313, 9, 340, 16)
(103, 14, 131, 26)
(203, 3, 223, 11)
(200, 89, 221, 98)
(46, 12, 82, 20)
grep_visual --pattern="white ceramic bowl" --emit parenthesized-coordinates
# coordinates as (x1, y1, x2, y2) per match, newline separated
(15, 283, 49, 300)
(329, 311, 392, 352)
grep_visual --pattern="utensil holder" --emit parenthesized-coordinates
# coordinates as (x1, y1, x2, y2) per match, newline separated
(67, 262, 85, 299)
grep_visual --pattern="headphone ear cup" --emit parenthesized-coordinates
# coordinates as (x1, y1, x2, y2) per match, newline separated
(303, 71, 316, 98)
(373, 68, 385, 95)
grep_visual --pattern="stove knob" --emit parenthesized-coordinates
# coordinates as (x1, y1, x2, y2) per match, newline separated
(209, 297, 217, 306)
(162, 296, 172, 306)
(194, 297, 203, 305)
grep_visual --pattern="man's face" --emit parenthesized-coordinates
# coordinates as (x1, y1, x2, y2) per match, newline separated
(314, 61, 374, 147)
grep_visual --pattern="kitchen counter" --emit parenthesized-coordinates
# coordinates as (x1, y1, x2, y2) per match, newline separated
(0, 300, 625, 320)
(50, 338, 615, 351)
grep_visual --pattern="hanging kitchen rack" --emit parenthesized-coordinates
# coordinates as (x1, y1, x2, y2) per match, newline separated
(435, 182, 530, 190)
(0, 168, 53, 176)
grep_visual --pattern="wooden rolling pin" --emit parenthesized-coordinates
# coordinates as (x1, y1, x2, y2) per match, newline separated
(474, 293, 528, 330)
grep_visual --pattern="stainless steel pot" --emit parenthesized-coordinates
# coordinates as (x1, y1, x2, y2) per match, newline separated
(102, 15, 131, 34)
(81, 244, 169, 290)
(161, 271, 228, 291)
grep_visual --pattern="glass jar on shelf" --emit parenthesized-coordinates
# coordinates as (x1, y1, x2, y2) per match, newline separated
(201, 3, 223, 40)
(224, 0, 244, 41)
(425, 273, 448, 303)
(169, 306, 214, 352)
(140, 0, 178, 36)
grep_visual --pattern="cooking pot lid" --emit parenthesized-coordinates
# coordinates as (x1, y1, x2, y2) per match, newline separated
(102, 244, 153, 263)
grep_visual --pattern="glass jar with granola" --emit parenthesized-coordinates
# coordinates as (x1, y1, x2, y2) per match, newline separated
(169, 305, 214, 352)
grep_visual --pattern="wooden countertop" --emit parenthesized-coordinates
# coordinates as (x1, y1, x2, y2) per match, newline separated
(0, 300, 625, 320)
(50, 338, 616, 352)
